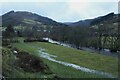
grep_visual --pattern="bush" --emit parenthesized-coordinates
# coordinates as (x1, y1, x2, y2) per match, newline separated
(2, 39, 19, 47)
(15, 51, 51, 73)
(24, 38, 48, 42)
(2, 39, 10, 46)
(110, 49, 117, 52)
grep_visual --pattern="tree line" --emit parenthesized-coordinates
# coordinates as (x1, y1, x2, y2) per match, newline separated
(2, 22, 120, 52)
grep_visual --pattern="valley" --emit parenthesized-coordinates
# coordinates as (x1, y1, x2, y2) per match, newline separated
(1, 10, 119, 79)
(11, 41, 118, 78)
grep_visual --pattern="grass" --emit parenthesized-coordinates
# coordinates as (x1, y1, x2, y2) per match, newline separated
(12, 42, 118, 78)
(23, 19, 42, 25)
(41, 57, 104, 78)
(0, 54, 1, 68)
(14, 37, 25, 43)
(2, 47, 55, 78)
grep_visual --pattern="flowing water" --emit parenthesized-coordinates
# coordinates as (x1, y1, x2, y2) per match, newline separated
(43, 38, 120, 57)
(38, 49, 114, 78)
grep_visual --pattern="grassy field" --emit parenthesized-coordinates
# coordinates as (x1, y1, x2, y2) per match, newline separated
(0, 54, 1, 69)
(12, 42, 118, 78)
(2, 47, 56, 78)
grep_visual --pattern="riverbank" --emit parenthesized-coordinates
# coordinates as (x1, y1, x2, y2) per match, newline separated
(43, 38, 120, 57)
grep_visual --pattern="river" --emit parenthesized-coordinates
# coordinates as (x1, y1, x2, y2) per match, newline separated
(43, 38, 120, 57)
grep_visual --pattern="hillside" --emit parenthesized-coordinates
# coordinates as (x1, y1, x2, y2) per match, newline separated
(64, 12, 119, 27)
(64, 19, 92, 27)
(1, 11, 119, 28)
(1, 11, 67, 27)
(1, 11, 119, 51)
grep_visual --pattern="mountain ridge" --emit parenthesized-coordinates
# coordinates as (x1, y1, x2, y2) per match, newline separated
(1, 10, 67, 27)
(1, 11, 119, 27)
(64, 12, 119, 27)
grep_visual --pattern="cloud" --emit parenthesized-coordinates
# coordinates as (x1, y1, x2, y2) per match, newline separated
(63, 1, 118, 21)
(0, 0, 119, 2)
(0, 1, 119, 22)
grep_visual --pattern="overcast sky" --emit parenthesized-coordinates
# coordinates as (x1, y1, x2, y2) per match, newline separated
(0, 0, 119, 22)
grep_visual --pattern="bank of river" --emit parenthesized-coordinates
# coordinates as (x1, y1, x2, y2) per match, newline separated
(43, 38, 120, 57)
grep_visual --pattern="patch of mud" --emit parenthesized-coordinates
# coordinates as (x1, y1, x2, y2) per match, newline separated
(38, 49, 114, 78)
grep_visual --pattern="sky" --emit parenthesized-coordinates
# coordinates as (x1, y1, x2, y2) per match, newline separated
(0, 0, 119, 22)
